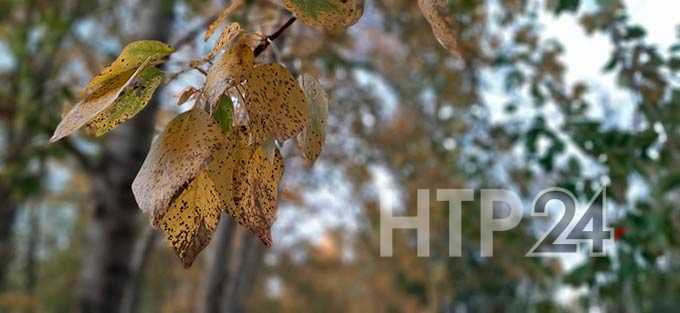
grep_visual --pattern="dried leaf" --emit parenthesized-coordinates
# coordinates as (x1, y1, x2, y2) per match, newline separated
(85, 66, 164, 137)
(49, 58, 151, 143)
(132, 108, 236, 267)
(205, 136, 236, 216)
(203, 38, 254, 107)
(252, 146, 284, 245)
(159, 171, 222, 267)
(418, 0, 460, 56)
(243, 63, 309, 144)
(83, 40, 173, 97)
(132, 108, 226, 227)
(228, 133, 283, 246)
(209, 22, 242, 58)
(297, 74, 328, 164)
(177, 87, 199, 106)
(283, 0, 364, 32)
(204, 0, 244, 41)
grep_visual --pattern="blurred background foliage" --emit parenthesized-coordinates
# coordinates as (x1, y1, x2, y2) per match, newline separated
(0, 0, 679, 312)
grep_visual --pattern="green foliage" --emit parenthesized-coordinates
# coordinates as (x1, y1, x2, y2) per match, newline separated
(214, 95, 234, 134)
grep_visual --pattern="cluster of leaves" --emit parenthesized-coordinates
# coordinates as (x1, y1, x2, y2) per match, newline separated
(47, 0, 465, 268)
(48, 1, 367, 267)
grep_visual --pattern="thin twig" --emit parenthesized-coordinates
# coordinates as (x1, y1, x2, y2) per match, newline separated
(253, 16, 297, 57)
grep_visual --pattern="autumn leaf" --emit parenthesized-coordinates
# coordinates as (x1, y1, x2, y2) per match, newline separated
(243, 63, 308, 145)
(297, 74, 329, 165)
(50, 58, 151, 143)
(85, 66, 164, 137)
(132, 108, 226, 225)
(283, 0, 364, 32)
(132, 108, 233, 267)
(209, 22, 242, 59)
(418, 0, 460, 56)
(228, 134, 284, 246)
(202, 37, 254, 107)
(83, 40, 174, 97)
(159, 171, 222, 267)
(49, 40, 174, 143)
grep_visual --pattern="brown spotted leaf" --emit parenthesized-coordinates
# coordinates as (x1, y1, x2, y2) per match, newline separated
(228, 127, 257, 234)
(228, 135, 283, 246)
(49, 58, 151, 143)
(418, 0, 460, 56)
(160, 130, 239, 267)
(243, 63, 309, 145)
(204, 130, 237, 212)
(132, 108, 226, 227)
(159, 171, 222, 268)
(203, 37, 254, 107)
(84, 66, 164, 137)
(283, 0, 364, 33)
(297, 74, 328, 165)
(252, 146, 284, 245)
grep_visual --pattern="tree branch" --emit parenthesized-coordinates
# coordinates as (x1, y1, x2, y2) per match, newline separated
(253, 16, 297, 57)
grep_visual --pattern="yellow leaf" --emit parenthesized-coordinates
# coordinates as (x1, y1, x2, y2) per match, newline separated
(283, 0, 364, 33)
(132, 108, 235, 267)
(49, 58, 151, 143)
(205, 130, 237, 212)
(84, 66, 164, 137)
(202, 37, 254, 107)
(243, 63, 309, 145)
(297, 74, 328, 165)
(159, 170, 222, 268)
(83, 40, 174, 97)
(228, 136, 284, 246)
(132, 108, 227, 227)
(418, 0, 460, 56)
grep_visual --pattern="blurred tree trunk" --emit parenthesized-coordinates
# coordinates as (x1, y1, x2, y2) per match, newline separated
(0, 185, 17, 292)
(119, 225, 158, 313)
(77, 1, 174, 312)
(221, 232, 266, 313)
(197, 218, 237, 313)
(25, 204, 40, 293)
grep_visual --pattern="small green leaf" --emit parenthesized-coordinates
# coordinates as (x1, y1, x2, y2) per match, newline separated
(214, 95, 234, 133)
